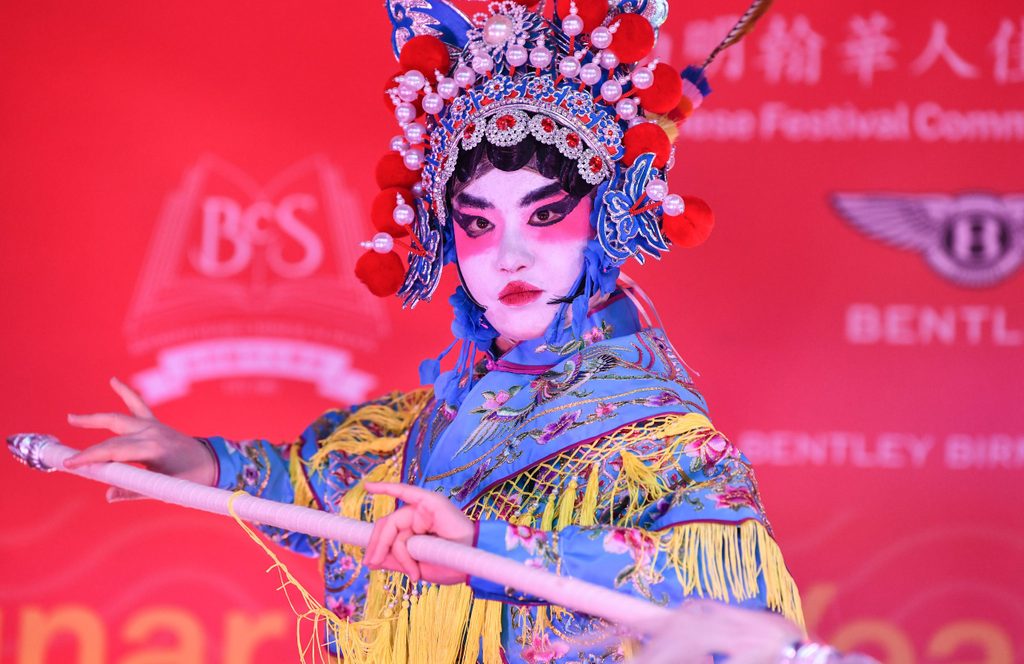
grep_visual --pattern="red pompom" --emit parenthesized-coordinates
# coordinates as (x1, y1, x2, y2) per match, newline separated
(609, 14, 655, 63)
(622, 123, 671, 167)
(375, 153, 421, 189)
(635, 63, 683, 115)
(663, 196, 715, 248)
(355, 250, 405, 297)
(557, 0, 607, 33)
(371, 187, 412, 238)
(667, 94, 696, 125)
(399, 36, 450, 75)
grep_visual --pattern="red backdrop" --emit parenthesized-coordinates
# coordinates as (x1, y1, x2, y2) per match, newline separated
(2, 1, 1022, 662)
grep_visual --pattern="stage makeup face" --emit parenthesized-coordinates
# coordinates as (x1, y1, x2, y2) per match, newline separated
(452, 167, 593, 344)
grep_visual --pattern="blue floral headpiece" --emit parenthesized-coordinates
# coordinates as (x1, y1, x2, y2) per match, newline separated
(354, 0, 774, 405)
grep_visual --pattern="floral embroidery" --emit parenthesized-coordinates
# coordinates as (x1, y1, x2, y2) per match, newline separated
(645, 390, 683, 407)
(485, 390, 512, 409)
(326, 595, 358, 621)
(596, 527, 663, 596)
(602, 528, 657, 565)
(683, 433, 739, 472)
(242, 465, 259, 487)
(225, 438, 260, 452)
(471, 385, 522, 416)
(582, 324, 609, 345)
(521, 631, 570, 664)
(538, 410, 582, 444)
(454, 457, 492, 502)
(541, 320, 613, 355)
(505, 524, 547, 554)
(713, 484, 760, 511)
(336, 554, 356, 572)
(594, 402, 618, 418)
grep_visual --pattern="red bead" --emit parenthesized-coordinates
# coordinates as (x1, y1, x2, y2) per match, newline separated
(662, 196, 715, 248)
(635, 63, 683, 115)
(622, 123, 671, 167)
(609, 14, 655, 63)
(355, 250, 406, 297)
(399, 36, 451, 75)
(370, 187, 413, 238)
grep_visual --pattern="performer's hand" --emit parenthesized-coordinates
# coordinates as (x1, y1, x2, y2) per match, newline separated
(362, 481, 475, 585)
(641, 599, 803, 664)
(63, 377, 217, 501)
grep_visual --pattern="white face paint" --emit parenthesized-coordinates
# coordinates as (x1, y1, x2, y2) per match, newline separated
(452, 167, 594, 344)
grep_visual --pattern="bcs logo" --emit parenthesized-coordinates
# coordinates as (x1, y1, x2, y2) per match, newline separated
(831, 192, 1024, 287)
(124, 155, 379, 405)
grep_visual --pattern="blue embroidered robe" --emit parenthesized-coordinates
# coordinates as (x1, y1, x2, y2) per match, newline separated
(203, 294, 803, 662)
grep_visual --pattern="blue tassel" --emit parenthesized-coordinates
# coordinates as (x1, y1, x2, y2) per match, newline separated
(418, 339, 456, 385)
(682, 65, 712, 97)
(436, 338, 480, 406)
(570, 281, 592, 338)
(545, 300, 571, 345)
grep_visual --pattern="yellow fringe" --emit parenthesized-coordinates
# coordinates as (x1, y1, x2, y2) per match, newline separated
(273, 389, 509, 663)
(227, 491, 351, 663)
(481, 600, 504, 664)
(309, 390, 432, 471)
(578, 464, 600, 527)
(290, 442, 316, 509)
(286, 390, 431, 513)
(556, 478, 578, 530)
(391, 589, 409, 664)
(244, 403, 804, 663)
(465, 411, 806, 632)
(663, 520, 805, 630)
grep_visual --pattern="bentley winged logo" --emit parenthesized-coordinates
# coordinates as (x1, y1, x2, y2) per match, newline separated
(831, 192, 1024, 288)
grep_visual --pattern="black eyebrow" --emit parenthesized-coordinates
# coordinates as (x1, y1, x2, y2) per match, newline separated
(519, 182, 565, 207)
(454, 192, 493, 209)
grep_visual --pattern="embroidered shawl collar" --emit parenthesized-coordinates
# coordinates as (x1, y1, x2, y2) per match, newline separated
(401, 293, 709, 508)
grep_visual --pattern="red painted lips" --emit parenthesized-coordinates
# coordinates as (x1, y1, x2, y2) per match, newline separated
(498, 280, 542, 306)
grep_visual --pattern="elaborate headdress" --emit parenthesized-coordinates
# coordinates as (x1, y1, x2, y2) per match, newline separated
(356, 0, 772, 403)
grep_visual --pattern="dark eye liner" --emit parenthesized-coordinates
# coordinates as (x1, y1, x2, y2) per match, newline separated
(532, 195, 582, 224)
(452, 210, 495, 238)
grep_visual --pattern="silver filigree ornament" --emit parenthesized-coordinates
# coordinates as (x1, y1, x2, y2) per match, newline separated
(7, 433, 58, 472)
(610, 0, 669, 29)
(484, 110, 531, 146)
(465, 2, 544, 65)
(424, 73, 624, 228)
(386, 0, 450, 53)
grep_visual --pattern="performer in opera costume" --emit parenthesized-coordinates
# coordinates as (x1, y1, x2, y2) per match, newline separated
(58, 1, 868, 662)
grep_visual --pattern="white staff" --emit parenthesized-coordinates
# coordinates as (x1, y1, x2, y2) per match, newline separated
(7, 431, 671, 633)
(8, 433, 861, 663)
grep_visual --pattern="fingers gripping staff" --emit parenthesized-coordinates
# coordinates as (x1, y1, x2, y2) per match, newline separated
(7, 431, 673, 632)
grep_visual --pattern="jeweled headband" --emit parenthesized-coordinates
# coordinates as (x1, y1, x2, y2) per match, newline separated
(355, 0, 773, 304)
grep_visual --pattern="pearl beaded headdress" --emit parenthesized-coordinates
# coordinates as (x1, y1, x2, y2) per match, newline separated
(356, 0, 773, 304)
